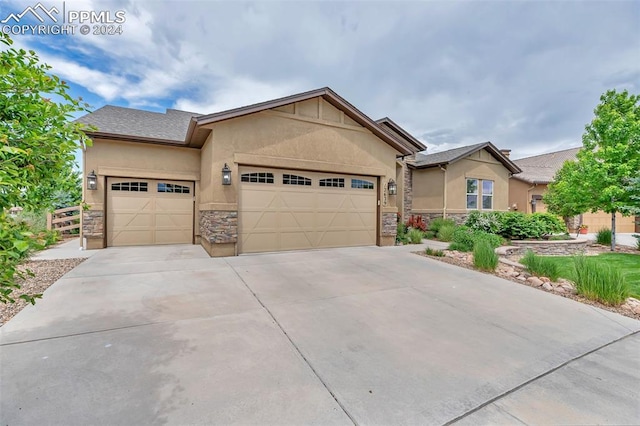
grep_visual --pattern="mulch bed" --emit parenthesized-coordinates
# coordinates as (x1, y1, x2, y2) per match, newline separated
(0, 258, 86, 326)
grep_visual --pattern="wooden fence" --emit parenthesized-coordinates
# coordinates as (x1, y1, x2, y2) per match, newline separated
(47, 205, 81, 234)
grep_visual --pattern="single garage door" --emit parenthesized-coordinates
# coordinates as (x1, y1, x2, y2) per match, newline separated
(583, 211, 637, 233)
(239, 167, 377, 253)
(107, 178, 194, 246)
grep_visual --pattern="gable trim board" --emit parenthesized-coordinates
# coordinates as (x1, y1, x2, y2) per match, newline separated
(80, 87, 416, 255)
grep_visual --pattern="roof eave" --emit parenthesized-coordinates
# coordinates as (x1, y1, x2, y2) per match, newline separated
(86, 131, 189, 147)
(376, 117, 427, 152)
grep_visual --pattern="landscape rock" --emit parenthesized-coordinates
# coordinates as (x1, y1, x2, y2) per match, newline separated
(540, 277, 551, 283)
(542, 282, 553, 291)
(527, 277, 544, 287)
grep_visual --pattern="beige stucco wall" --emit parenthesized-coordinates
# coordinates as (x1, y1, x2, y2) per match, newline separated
(199, 96, 400, 213)
(83, 139, 201, 248)
(411, 168, 445, 214)
(509, 179, 548, 213)
(412, 148, 511, 215)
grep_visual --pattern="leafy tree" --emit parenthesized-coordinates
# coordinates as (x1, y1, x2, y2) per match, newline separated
(1, 33, 91, 304)
(546, 89, 640, 250)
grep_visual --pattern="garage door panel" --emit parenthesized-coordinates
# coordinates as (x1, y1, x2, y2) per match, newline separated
(107, 178, 193, 247)
(239, 168, 377, 254)
(583, 212, 636, 233)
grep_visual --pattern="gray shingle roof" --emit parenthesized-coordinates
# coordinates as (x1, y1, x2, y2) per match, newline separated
(413, 142, 488, 167)
(76, 106, 201, 143)
(411, 142, 521, 174)
(512, 147, 581, 184)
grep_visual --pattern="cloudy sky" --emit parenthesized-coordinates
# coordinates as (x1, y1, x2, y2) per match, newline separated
(2, 0, 638, 158)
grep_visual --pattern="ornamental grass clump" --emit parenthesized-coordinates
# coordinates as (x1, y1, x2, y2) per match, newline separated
(573, 255, 629, 306)
(595, 228, 612, 246)
(520, 250, 560, 281)
(473, 240, 498, 272)
(407, 228, 424, 244)
(437, 223, 457, 242)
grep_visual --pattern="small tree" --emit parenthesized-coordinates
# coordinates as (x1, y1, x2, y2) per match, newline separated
(546, 89, 639, 251)
(1, 33, 91, 303)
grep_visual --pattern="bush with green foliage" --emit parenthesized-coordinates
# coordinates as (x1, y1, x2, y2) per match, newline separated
(473, 240, 499, 271)
(0, 213, 59, 303)
(437, 224, 457, 242)
(423, 230, 436, 239)
(466, 211, 566, 240)
(573, 255, 629, 305)
(449, 226, 503, 252)
(407, 228, 424, 244)
(425, 247, 445, 257)
(595, 228, 612, 246)
(429, 218, 456, 234)
(520, 250, 560, 281)
(396, 222, 408, 244)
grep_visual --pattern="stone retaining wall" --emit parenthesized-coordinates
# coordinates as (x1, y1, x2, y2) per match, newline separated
(509, 239, 589, 256)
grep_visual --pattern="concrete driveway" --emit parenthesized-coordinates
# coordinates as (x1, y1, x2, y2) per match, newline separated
(1, 244, 639, 425)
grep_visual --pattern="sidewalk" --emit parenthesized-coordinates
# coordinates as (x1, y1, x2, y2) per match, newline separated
(31, 238, 97, 260)
(576, 232, 638, 248)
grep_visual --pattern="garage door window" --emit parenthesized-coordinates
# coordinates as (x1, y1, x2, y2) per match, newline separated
(111, 182, 148, 192)
(241, 172, 274, 183)
(283, 174, 311, 186)
(158, 183, 190, 194)
(351, 179, 374, 189)
(319, 178, 345, 188)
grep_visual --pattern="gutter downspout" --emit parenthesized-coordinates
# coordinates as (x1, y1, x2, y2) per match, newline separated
(526, 183, 536, 213)
(440, 165, 447, 218)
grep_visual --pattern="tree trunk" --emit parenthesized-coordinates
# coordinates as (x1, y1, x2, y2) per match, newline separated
(611, 211, 616, 251)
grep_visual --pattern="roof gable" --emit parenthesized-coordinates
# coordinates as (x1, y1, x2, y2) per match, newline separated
(412, 142, 521, 174)
(187, 87, 413, 155)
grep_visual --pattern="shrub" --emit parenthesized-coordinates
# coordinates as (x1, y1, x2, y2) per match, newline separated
(425, 247, 444, 257)
(406, 215, 427, 232)
(396, 222, 408, 244)
(407, 228, 424, 244)
(437, 224, 457, 242)
(423, 230, 436, 239)
(465, 210, 501, 234)
(520, 250, 560, 281)
(449, 226, 503, 252)
(473, 240, 499, 271)
(595, 228, 612, 245)
(429, 218, 456, 233)
(573, 255, 629, 305)
(634, 234, 640, 251)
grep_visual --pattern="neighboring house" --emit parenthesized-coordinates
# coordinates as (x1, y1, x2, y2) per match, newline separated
(509, 148, 638, 233)
(77, 87, 424, 256)
(406, 142, 522, 224)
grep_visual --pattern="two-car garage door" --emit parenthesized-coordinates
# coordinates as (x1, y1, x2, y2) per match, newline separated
(107, 178, 194, 246)
(239, 167, 378, 253)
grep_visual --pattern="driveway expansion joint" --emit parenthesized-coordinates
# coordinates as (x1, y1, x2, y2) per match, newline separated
(443, 329, 640, 425)
(224, 258, 359, 426)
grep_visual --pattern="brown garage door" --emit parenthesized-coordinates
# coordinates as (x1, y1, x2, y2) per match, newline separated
(107, 178, 194, 246)
(582, 211, 636, 233)
(239, 167, 377, 253)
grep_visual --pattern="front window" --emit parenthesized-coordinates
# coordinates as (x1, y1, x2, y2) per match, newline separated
(466, 179, 478, 209)
(482, 180, 493, 209)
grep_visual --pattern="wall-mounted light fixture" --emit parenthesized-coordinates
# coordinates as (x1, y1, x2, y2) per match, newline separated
(222, 163, 232, 185)
(388, 178, 397, 195)
(86, 170, 97, 190)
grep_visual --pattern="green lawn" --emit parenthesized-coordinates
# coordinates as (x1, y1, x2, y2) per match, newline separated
(532, 253, 640, 299)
